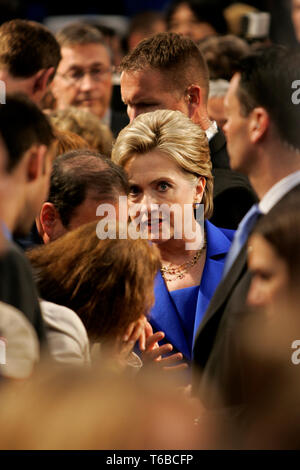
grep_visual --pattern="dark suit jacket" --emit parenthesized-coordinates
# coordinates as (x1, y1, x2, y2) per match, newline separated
(0, 241, 47, 346)
(110, 110, 129, 138)
(209, 130, 258, 230)
(149, 221, 234, 363)
(192, 183, 300, 408)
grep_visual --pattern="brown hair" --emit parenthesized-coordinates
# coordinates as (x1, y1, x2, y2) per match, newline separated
(0, 19, 61, 79)
(52, 128, 91, 158)
(50, 108, 113, 157)
(28, 221, 160, 342)
(56, 22, 109, 53)
(120, 32, 209, 101)
(198, 35, 251, 81)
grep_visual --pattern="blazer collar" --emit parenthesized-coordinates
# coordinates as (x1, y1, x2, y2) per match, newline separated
(205, 220, 232, 260)
(150, 222, 233, 360)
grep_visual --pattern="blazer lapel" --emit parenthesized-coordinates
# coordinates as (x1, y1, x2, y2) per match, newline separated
(150, 272, 190, 359)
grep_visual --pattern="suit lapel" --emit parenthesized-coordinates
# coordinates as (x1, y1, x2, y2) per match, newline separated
(209, 129, 230, 169)
(150, 272, 190, 359)
(195, 243, 248, 342)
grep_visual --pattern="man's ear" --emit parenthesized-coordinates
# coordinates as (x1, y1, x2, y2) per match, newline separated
(186, 85, 202, 120)
(26, 144, 48, 182)
(39, 202, 63, 243)
(249, 107, 269, 144)
(32, 67, 55, 98)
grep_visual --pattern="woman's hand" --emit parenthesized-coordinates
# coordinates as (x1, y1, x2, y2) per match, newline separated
(122, 315, 149, 352)
(142, 330, 188, 372)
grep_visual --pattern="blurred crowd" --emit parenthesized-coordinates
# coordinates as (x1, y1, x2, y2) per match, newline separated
(0, 0, 300, 451)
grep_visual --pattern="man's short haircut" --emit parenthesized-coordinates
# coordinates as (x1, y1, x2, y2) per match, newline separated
(236, 45, 300, 152)
(120, 32, 210, 100)
(49, 150, 129, 228)
(0, 19, 61, 79)
(0, 94, 54, 172)
(198, 34, 251, 81)
(56, 22, 108, 50)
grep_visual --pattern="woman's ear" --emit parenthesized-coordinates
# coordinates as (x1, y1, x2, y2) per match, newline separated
(194, 176, 206, 203)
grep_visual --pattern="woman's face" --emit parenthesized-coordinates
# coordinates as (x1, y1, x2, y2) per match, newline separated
(247, 234, 290, 309)
(169, 3, 217, 42)
(124, 150, 205, 244)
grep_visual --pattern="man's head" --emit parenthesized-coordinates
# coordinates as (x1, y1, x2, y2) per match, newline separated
(0, 94, 55, 236)
(120, 32, 210, 127)
(39, 150, 129, 243)
(0, 19, 61, 105)
(223, 46, 300, 176)
(51, 23, 113, 120)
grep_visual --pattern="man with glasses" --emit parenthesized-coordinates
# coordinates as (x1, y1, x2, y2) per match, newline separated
(51, 23, 128, 137)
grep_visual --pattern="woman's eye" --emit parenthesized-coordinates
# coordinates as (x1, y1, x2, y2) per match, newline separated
(157, 181, 170, 191)
(129, 185, 140, 195)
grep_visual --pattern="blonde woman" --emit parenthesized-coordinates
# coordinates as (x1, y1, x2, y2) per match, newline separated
(112, 109, 234, 364)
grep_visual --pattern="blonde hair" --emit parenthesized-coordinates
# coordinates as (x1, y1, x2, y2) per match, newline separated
(112, 109, 213, 219)
(50, 107, 114, 157)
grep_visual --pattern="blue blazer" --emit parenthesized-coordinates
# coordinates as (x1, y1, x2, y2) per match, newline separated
(149, 221, 235, 361)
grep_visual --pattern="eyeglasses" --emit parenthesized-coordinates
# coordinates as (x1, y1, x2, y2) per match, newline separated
(57, 66, 113, 85)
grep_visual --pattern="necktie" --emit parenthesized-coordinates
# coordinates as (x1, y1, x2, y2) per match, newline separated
(222, 204, 261, 278)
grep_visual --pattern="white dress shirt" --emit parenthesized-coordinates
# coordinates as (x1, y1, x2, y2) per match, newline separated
(259, 170, 300, 214)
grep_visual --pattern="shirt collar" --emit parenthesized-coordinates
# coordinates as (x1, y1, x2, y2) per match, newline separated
(259, 170, 300, 214)
(205, 121, 218, 142)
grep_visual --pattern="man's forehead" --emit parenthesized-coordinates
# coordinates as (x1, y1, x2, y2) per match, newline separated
(121, 69, 169, 100)
(60, 43, 110, 67)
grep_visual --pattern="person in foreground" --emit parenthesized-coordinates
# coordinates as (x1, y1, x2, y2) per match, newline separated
(214, 193, 300, 446)
(112, 109, 234, 364)
(27, 221, 162, 368)
(192, 45, 300, 409)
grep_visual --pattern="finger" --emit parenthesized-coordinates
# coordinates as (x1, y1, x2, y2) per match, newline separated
(128, 323, 144, 345)
(145, 331, 165, 350)
(144, 321, 153, 338)
(144, 343, 173, 362)
(159, 352, 184, 365)
(119, 339, 136, 358)
(123, 321, 135, 342)
(162, 363, 189, 372)
(138, 327, 146, 351)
